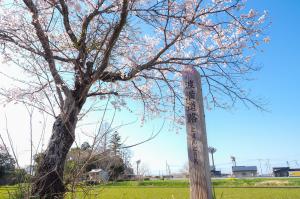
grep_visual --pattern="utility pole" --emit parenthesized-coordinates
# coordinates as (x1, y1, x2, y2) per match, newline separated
(208, 147, 217, 171)
(258, 159, 263, 176)
(265, 159, 271, 176)
(136, 160, 141, 179)
(231, 156, 237, 167)
(166, 161, 171, 177)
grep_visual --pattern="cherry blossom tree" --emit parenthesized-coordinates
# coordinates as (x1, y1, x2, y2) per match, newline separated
(0, 0, 268, 198)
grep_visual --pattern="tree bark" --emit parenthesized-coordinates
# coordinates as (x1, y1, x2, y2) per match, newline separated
(31, 94, 85, 198)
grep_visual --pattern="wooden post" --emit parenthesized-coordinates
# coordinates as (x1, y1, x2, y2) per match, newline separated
(182, 67, 212, 199)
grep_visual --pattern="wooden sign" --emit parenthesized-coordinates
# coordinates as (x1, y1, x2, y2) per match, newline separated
(182, 67, 212, 199)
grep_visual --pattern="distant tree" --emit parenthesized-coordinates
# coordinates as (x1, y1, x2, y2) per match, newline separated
(124, 166, 134, 176)
(0, 145, 15, 178)
(208, 147, 217, 170)
(120, 148, 132, 170)
(63, 147, 101, 185)
(65, 144, 131, 182)
(106, 132, 127, 180)
(11, 168, 29, 184)
(81, 142, 91, 151)
(109, 131, 122, 156)
(33, 152, 45, 173)
(65, 147, 90, 171)
(0, 145, 16, 185)
(108, 156, 125, 181)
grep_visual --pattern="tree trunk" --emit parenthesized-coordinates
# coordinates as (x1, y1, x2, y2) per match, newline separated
(31, 95, 84, 198)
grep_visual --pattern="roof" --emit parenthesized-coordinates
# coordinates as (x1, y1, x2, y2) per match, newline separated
(88, 169, 104, 173)
(232, 166, 257, 172)
(273, 167, 290, 171)
(289, 168, 300, 171)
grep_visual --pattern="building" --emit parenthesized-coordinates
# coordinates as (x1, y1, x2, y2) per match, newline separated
(88, 169, 109, 183)
(288, 169, 300, 177)
(273, 167, 290, 177)
(232, 166, 257, 178)
(273, 167, 300, 177)
(210, 166, 221, 177)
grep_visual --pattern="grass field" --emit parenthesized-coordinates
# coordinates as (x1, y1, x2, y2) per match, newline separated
(104, 178, 300, 187)
(1, 178, 300, 199)
(64, 187, 300, 199)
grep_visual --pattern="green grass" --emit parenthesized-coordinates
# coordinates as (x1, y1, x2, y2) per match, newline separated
(0, 184, 29, 199)
(212, 178, 300, 187)
(65, 187, 300, 199)
(104, 178, 300, 188)
(2, 186, 300, 199)
(105, 179, 189, 187)
(0, 186, 16, 198)
(2, 178, 300, 199)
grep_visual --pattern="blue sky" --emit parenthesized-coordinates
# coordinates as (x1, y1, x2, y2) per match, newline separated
(116, 0, 300, 175)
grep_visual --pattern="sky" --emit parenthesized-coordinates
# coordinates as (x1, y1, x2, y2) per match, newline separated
(0, 0, 300, 175)
(119, 0, 300, 174)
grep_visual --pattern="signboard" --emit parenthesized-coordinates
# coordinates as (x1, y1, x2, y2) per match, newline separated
(182, 67, 212, 199)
